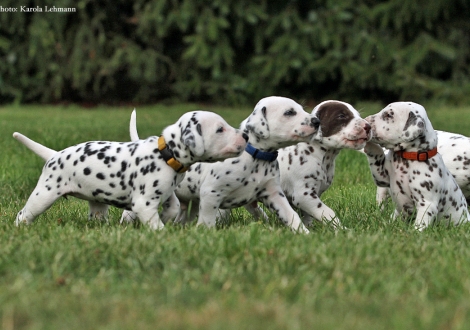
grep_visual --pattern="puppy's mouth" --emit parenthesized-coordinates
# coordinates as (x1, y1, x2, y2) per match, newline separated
(346, 137, 367, 144)
(294, 129, 320, 140)
(225, 145, 247, 156)
(345, 133, 372, 147)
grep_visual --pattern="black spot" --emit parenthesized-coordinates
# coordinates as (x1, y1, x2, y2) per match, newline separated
(92, 189, 104, 197)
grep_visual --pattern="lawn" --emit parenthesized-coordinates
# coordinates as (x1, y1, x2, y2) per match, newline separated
(1, 101, 470, 329)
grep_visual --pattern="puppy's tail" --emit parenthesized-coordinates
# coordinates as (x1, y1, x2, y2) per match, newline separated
(130, 109, 140, 142)
(13, 132, 56, 161)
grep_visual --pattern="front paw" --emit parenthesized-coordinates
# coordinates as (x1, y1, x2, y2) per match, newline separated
(364, 141, 384, 156)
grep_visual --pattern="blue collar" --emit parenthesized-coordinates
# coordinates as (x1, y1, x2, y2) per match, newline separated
(245, 143, 278, 162)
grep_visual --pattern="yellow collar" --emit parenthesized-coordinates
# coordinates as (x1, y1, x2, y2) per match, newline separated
(158, 136, 189, 173)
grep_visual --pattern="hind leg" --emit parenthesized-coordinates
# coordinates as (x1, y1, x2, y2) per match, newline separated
(175, 200, 199, 224)
(88, 201, 109, 221)
(120, 210, 138, 224)
(161, 193, 180, 224)
(16, 185, 62, 225)
(244, 201, 269, 221)
(132, 198, 164, 230)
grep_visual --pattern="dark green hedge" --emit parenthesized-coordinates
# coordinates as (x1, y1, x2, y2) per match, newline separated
(1, 0, 469, 105)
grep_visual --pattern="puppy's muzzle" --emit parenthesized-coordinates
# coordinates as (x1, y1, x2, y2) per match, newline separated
(311, 117, 320, 129)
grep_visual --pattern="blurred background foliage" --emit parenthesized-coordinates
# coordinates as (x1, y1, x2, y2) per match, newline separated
(0, 0, 469, 105)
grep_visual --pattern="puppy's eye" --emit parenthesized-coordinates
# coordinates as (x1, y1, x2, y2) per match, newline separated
(216, 127, 224, 133)
(284, 109, 297, 116)
(338, 114, 347, 120)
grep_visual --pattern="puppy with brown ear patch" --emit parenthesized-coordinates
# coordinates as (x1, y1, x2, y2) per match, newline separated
(277, 100, 371, 228)
(364, 102, 469, 230)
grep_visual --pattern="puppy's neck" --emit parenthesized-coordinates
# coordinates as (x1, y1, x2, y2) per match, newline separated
(310, 141, 341, 161)
(393, 133, 437, 153)
(245, 132, 279, 152)
(161, 129, 194, 167)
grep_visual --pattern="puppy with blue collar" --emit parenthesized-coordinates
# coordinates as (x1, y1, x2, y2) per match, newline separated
(166, 96, 320, 233)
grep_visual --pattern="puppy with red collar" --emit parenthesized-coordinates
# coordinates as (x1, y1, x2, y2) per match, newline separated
(364, 102, 469, 230)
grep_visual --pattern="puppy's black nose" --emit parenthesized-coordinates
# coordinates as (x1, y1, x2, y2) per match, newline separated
(311, 117, 320, 129)
(364, 123, 371, 134)
(242, 133, 249, 142)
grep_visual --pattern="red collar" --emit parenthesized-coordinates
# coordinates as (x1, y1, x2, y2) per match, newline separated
(394, 147, 438, 161)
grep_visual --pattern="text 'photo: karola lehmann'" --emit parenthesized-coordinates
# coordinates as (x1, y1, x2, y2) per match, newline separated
(0, 6, 76, 13)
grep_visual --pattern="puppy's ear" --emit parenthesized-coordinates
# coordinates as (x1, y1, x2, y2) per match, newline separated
(181, 120, 205, 157)
(245, 106, 270, 139)
(239, 118, 249, 135)
(402, 111, 425, 142)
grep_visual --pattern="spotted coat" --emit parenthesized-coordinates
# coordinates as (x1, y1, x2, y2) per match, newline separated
(172, 96, 321, 233)
(277, 100, 371, 228)
(14, 110, 247, 229)
(364, 102, 469, 230)
(375, 130, 470, 205)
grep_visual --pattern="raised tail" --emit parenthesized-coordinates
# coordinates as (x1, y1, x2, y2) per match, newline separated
(13, 132, 56, 161)
(130, 109, 140, 142)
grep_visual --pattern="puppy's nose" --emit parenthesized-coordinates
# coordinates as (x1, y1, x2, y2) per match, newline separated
(242, 133, 249, 142)
(311, 117, 320, 129)
(364, 123, 371, 134)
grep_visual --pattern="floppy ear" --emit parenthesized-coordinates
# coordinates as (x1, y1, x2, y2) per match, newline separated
(181, 120, 205, 157)
(239, 118, 249, 135)
(245, 106, 270, 139)
(402, 111, 425, 142)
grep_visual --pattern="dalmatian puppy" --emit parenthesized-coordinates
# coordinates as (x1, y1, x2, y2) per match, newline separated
(14, 132, 111, 220)
(128, 96, 321, 233)
(163, 100, 370, 230)
(375, 130, 470, 205)
(276, 100, 371, 228)
(363, 102, 469, 230)
(14, 110, 248, 229)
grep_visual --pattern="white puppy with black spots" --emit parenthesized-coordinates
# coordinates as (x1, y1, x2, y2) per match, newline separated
(177, 96, 321, 233)
(364, 102, 469, 230)
(130, 96, 321, 233)
(375, 130, 470, 205)
(14, 111, 248, 229)
(172, 100, 371, 230)
(274, 100, 371, 228)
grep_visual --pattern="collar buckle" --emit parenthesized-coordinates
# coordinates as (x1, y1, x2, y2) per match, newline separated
(417, 151, 429, 161)
(395, 147, 438, 162)
(158, 136, 189, 173)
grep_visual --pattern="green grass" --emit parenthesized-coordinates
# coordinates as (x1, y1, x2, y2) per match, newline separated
(1, 102, 470, 329)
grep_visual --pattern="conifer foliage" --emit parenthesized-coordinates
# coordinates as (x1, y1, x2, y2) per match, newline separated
(0, 0, 468, 104)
